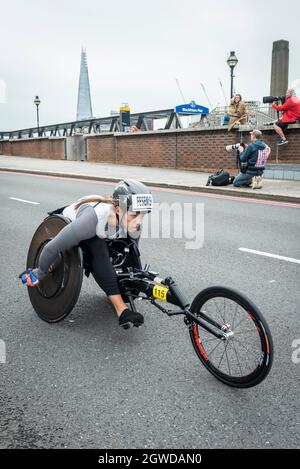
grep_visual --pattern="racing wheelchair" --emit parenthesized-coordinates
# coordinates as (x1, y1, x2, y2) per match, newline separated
(23, 208, 273, 388)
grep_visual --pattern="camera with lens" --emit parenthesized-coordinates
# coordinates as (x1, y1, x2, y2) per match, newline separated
(262, 95, 285, 105)
(225, 143, 246, 153)
(225, 143, 247, 171)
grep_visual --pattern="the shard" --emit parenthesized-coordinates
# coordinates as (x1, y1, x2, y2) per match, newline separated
(76, 48, 93, 120)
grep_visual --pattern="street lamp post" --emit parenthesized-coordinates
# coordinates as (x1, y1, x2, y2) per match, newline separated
(34, 95, 41, 136)
(227, 51, 238, 98)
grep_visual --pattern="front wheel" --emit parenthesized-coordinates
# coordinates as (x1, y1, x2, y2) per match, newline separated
(189, 286, 273, 388)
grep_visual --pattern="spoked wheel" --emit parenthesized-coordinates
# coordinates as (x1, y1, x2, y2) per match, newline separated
(26, 215, 83, 322)
(189, 286, 273, 388)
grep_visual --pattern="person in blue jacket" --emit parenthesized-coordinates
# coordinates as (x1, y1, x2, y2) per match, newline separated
(233, 129, 270, 188)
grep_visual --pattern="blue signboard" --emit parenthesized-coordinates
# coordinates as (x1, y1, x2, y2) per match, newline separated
(175, 101, 209, 115)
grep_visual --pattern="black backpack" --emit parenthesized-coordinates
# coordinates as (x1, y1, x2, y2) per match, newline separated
(206, 169, 235, 186)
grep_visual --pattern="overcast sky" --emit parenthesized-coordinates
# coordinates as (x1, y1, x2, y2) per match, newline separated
(1, 0, 300, 130)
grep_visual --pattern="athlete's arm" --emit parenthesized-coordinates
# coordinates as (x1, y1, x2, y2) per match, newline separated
(36, 206, 98, 278)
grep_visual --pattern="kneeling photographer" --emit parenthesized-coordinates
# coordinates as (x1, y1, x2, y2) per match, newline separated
(233, 129, 270, 189)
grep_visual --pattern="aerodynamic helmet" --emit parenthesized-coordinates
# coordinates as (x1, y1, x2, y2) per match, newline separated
(112, 179, 153, 213)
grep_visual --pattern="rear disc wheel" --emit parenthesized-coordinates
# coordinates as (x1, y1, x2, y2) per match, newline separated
(26, 216, 83, 322)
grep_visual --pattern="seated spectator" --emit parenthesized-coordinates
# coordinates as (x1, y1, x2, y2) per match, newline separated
(228, 94, 248, 130)
(272, 88, 300, 145)
(233, 129, 270, 189)
(223, 97, 234, 125)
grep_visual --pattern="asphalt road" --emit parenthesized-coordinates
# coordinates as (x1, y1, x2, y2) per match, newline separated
(0, 172, 299, 449)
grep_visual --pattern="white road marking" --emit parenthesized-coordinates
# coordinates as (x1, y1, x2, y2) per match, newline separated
(9, 197, 40, 205)
(239, 248, 300, 265)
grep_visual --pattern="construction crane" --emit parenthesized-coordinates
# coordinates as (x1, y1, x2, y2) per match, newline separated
(200, 83, 212, 109)
(219, 79, 228, 105)
(175, 78, 187, 103)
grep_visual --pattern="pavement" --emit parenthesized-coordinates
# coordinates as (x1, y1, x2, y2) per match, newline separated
(0, 155, 300, 203)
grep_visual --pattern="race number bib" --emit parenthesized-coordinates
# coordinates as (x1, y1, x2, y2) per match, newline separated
(153, 285, 169, 302)
(131, 194, 153, 212)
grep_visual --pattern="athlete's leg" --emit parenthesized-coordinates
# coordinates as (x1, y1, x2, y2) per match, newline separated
(80, 236, 144, 326)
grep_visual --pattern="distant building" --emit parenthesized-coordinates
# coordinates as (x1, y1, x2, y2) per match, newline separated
(270, 40, 289, 98)
(76, 48, 93, 120)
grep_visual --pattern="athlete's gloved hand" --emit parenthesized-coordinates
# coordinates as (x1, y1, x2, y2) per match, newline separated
(19, 269, 40, 287)
(119, 308, 144, 329)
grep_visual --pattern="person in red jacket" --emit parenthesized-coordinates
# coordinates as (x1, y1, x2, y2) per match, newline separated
(272, 88, 300, 145)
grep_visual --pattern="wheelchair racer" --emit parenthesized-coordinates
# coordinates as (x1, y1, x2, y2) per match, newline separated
(21, 179, 153, 329)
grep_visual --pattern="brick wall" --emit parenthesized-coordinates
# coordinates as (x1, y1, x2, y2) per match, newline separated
(256, 128, 299, 165)
(175, 129, 240, 172)
(0, 140, 12, 156)
(1, 126, 299, 170)
(116, 133, 176, 168)
(0, 138, 65, 159)
(87, 135, 116, 163)
(86, 125, 300, 173)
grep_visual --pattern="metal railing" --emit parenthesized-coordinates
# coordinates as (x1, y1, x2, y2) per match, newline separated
(192, 103, 277, 129)
(0, 109, 184, 140)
